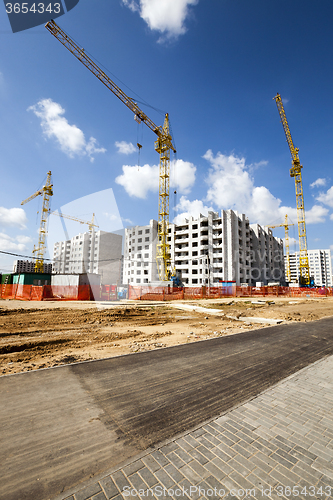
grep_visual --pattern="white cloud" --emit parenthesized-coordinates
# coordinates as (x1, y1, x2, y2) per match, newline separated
(310, 178, 326, 189)
(122, 0, 199, 40)
(173, 196, 214, 224)
(203, 150, 287, 225)
(171, 159, 196, 194)
(330, 213, 333, 221)
(115, 158, 196, 198)
(121, 217, 134, 225)
(115, 141, 137, 155)
(28, 98, 106, 162)
(0, 207, 27, 229)
(305, 205, 329, 224)
(0, 232, 31, 252)
(116, 163, 159, 198)
(317, 186, 333, 208)
(202, 150, 329, 226)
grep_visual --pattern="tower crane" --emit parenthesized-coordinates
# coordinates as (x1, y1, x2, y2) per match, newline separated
(49, 211, 99, 234)
(21, 171, 53, 273)
(45, 20, 176, 281)
(268, 214, 294, 283)
(273, 93, 311, 286)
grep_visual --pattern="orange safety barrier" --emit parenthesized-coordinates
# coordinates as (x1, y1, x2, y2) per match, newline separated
(128, 285, 333, 301)
(1, 284, 332, 302)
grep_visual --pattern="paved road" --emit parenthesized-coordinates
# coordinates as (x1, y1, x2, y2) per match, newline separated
(1, 317, 333, 500)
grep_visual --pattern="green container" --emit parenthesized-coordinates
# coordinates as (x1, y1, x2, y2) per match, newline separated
(1, 274, 13, 285)
(12, 273, 51, 285)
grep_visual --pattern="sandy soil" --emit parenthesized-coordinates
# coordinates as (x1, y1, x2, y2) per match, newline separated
(1, 297, 332, 375)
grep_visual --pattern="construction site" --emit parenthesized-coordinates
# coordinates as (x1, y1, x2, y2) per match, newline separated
(2, 5, 333, 500)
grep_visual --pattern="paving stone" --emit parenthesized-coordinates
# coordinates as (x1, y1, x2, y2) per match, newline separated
(160, 442, 180, 455)
(274, 464, 301, 484)
(182, 434, 201, 449)
(211, 457, 233, 475)
(235, 430, 255, 444)
(74, 483, 103, 500)
(309, 444, 333, 462)
(154, 469, 176, 489)
(178, 464, 202, 485)
(203, 461, 227, 481)
(196, 445, 216, 461)
(188, 447, 210, 465)
(203, 424, 222, 436)
(231, 442, 252, 459)
(210, 446, 232, 463)
(175, 438, 195, 453)
(256, 437, 279, 453)
(271, 449, 298, 468)
(91, 493, 108, 500)
(252, 467, 279, 489)
(128, 472, 149, 491)
(151, 450, 170, 467)
(203, 433, 221, 447)
(123, 460, 145, 477)
(138, 467, 159, 488)
(186, 459, 210, 480)
(191, 428, 206, 438)
(178, 478, 201, 500)
(99, 476, 120, 499)
(164, 463, 186, 484)
(215, 442, 236, 458)
(166, 451, 186, 469)
(141, 455, 161, 473)
(111, 471, 132, 494)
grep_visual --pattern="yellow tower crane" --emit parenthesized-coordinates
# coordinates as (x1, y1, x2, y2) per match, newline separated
(21, 171, 53, 273)
(45, 20, 176, 281)
(49, 211, 99, 234)
(273, 93, 310, 286)
(268, 215, 294, 283)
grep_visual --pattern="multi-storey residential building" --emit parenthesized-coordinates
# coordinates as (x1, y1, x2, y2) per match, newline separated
(13, 260, 52, 274)
(53, 230, 122, 284)
(288, 250, 332, 287)
(122, 220, 158, 285)
(122, 211, 284, 286)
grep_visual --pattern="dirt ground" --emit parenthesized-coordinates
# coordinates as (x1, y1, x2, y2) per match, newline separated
(1, 297, 333, 375)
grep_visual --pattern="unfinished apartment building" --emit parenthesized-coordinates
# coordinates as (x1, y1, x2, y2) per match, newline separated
(288, 249, 332, 287)
(53, 229, 122, 284)
(123, 210, 284, 286)
(122, 219, 159, 285)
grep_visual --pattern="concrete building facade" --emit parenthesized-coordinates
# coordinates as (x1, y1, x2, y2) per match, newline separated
(122, 220, 158, 285)
(288, 249, 332, 287)
(122, 211, 284, 286)
(53, 230, 122, 285)
(13, 260, 52, 274)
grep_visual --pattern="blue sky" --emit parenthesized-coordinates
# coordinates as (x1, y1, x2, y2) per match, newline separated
(1, 0, 333, 273)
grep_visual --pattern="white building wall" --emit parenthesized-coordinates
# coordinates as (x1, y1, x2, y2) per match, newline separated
(122, 220, 158, 285)
(123, 211, 284, 286)
(53, 230, 122, 284)
(288, 250, 332, 287)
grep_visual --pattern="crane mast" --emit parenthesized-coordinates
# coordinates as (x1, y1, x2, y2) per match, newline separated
(21, 171, 53, 273)
(268, 214, 294, 283)
(273, 93, 310, 286)
(45, 20, 176, 281)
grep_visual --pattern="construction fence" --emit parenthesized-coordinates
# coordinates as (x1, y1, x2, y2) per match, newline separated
(1, 284, 332, 302)
(128, 285, 333, 301)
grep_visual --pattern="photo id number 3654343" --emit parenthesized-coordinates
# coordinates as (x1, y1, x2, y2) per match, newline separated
(5, 3, 61, 14)
(275, 485, 332, 497)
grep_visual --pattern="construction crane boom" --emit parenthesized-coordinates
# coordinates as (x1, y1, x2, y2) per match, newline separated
(268, 215, 294, 283)
(273, 93, 310, 286)
(45, 20, 176, 281)
(49, 211, 99, 233)
(21, 171, 53, 273)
